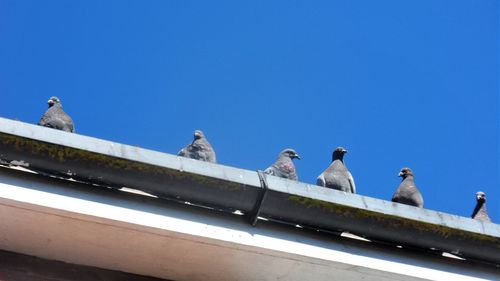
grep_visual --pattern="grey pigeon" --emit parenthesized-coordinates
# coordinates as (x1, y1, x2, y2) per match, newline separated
(317, 147, 356, 193)
(178, 130, 216, 163)
(38, 96, 75, 132)
(471, 191, 491, 222)
(264, 148, 300, 180)
(392, 167, 424, 207)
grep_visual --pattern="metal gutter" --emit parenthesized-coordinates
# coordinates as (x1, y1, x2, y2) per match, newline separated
(1, 167, 498, 281)
(0, 117, 499, 264)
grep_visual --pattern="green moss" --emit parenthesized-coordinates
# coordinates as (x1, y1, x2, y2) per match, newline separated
(288, 195, 338, 212)
(287, 194, 499, 244)
(0, 134, 246, 192)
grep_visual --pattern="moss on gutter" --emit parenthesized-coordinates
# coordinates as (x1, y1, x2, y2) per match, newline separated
(0, 133, 248, 193)
(287, 195, 499, 244)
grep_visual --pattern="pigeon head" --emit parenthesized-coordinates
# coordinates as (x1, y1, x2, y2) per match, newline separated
(47, 96, 61, 107)
(476, 191, 486, 202)
(193, 130, 205, 140)
(280, 148, 301, 160)
(332, 147, 348, 161)
(398, 167, 414, 178)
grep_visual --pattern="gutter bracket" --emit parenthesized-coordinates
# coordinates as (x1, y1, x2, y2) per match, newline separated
(249, 170, 269, 226)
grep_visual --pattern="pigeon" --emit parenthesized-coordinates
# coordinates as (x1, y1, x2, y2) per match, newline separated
(178, 130, 217, 163)
(392, 167, 424, 207)
(471, 191, 491, 222)
(264, 148, 301, 180)
(317, 147, 356, 193)
(38, 96, 75, 132)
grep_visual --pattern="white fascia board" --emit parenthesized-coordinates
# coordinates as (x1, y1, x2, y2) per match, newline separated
(0, 167, 497, 281)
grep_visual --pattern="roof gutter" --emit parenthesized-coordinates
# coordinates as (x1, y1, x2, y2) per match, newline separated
(0, 117, 498, 264)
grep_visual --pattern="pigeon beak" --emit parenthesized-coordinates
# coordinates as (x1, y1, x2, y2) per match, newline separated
(398, 172, 403, 177)
(47, 99, 54, 105)
(343, 149, 348, 154)
(295, 154, 301, 160)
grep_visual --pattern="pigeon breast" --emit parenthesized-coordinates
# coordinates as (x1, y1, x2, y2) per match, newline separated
(392, 177, 424, 207)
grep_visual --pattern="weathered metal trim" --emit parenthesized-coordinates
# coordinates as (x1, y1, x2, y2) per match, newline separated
(261, 175, 500, 264)
(0, 118, 262, 213)
(0, 117, 499, 264)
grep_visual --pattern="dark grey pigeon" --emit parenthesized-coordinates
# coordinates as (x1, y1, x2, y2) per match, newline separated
(317, 147, 356, 193)
(38, 96, 75, 132)
(471, 191, 491, 222)
(264, 148, 300, 181)
(178, 130, 216, 163)
(392, 167, 424, 207)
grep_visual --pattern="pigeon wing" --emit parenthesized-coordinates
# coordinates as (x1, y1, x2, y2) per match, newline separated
(264, 166, 276, 176)
(317, 173, 326, 187)
(412, 189, 424, 208)
(347, 171, 356, 194)
(178, 144, 191, 157)
(198, 139, 217, 163)
(60, 113, 75, 132)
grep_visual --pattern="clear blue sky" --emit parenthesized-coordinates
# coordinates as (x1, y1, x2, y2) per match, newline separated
(1, 1, 498, 222)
